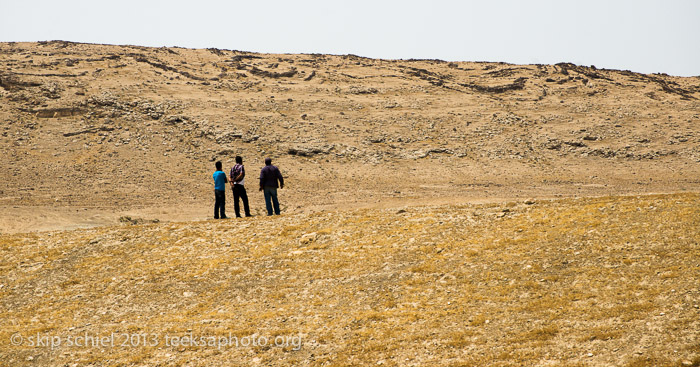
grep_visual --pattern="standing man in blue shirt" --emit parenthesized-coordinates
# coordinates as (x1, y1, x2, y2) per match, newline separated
(213, 161, 228, 219)
(259, 158, 284, 216)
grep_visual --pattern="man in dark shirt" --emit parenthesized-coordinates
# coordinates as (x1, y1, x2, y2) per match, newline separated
(229, 156, 251, 218)
(259, 157, 284, 216)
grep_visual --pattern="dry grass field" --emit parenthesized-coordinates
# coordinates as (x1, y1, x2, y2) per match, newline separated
(1, 41, 700, 366)
(1, 193, 699, 366)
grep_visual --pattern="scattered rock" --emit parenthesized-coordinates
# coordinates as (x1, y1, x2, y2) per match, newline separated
(248, 66, 297, 78)
(118, 216, 158, 225)
(459, 77, 528, 93)
(545, 139, 562, 150)
(347, 86, 378, 95)
(303, 71, 316, 81)
(133, 56, 207, 81)
(300, 232, 317, 244)
(34, 107, 84, 118)
(287, 145, 334, 157)
(63, 126, 114, 137)
(564, 140, 587, 148)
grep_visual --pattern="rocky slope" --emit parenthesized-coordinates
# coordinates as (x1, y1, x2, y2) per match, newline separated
(2, 42, 700, 366)
(1, 41, 700, 231)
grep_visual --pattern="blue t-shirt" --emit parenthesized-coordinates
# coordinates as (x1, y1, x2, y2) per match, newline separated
(213, 171, 227, 191)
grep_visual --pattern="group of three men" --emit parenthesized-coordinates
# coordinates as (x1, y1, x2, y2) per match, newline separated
(212, 156, 284, 219)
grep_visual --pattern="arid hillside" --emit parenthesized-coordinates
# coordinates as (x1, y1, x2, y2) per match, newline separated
(1, 42, 700, 366)
(1, 41, 699, 231)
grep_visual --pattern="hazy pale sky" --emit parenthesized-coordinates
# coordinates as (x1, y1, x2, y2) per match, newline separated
(2, 0, 699, 76)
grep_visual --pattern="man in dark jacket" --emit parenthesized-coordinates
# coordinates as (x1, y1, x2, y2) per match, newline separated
(259, 157, 284, 216)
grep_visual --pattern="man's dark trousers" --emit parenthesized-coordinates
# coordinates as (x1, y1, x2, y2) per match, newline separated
(232, 184, 251, 217)
(214, 189, 226, 219)
(263, 186, 281, 215)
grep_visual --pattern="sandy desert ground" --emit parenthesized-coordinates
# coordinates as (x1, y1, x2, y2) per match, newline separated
(1, 41, 699, 366)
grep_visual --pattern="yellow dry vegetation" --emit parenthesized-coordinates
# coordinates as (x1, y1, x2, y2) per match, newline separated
(1, 193, 699, 366)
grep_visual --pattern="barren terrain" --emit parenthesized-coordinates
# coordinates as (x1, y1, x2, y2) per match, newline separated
(1, 41, 699, 231)
(1, 41, 699, 366)
(2, 194, 699, 366)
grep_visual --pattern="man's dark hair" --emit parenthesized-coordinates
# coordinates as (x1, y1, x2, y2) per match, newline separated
(235, 156, 242, 164)
(264, 158, 272, 166)
(215, 161, 222, 170)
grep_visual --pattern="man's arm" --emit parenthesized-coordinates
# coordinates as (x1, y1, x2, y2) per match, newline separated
(234, 166, 245, 182)
(277, 168, 284, 189)
(259, 169, 265, 191)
